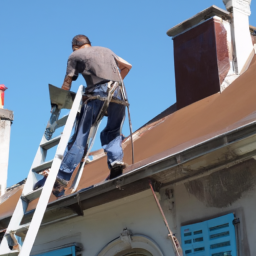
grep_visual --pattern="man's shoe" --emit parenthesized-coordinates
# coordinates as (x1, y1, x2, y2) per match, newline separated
(109, 168, 123, 179)
(33, 169, 50, 190)
(33, 174, 68, 195)
(109, 161, 126, 180)
(52, 184, 66, 198)
(55, 177, 69, 188)
(110, 161, 126, 169)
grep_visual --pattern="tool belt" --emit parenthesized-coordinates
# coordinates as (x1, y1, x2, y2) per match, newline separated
(82, 81, 129, 118)
(82, 94, 129, 106)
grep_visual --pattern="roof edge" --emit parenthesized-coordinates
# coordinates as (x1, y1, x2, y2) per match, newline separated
(18, 119, 256, 226)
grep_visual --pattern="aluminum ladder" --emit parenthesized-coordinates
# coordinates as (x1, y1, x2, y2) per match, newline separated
(0, 84, 84, 256)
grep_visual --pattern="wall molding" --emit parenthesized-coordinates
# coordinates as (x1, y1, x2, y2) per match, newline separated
(97, 229, 164, 256)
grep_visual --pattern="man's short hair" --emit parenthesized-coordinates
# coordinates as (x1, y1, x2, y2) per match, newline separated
(72, 35, 91, 47)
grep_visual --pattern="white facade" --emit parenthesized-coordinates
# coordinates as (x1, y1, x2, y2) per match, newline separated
(0, 118, 12, 196)
(30, 174, 256, 256)
(223, 0, 254, 74)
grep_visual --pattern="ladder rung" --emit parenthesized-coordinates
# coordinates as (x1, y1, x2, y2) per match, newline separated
(56, 115, 68, 129)
(13, 223, 30, 237)
(32, 160, 53, 173)
(40, 135, 61, 150)
(0, 251, 19, 256)
(21, 188, 43, 202)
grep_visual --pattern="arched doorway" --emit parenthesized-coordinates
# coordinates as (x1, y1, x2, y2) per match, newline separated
(98, 229, 163, 256)
(114, 248, 153, 256)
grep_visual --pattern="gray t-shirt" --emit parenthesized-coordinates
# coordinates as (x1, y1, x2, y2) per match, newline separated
(66, 46, 121, 92)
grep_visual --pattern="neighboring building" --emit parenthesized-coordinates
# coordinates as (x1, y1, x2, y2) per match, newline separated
(0, 85, 13, 197)
(1, 0, 256, 255)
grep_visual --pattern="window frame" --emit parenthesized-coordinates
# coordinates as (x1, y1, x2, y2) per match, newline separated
(35, 245, 76, 256)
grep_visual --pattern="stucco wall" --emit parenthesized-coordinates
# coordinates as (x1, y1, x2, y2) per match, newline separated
(31, 190, 174, 256)
(161, 171, 256, 255)
(0, 120, 11, 196)
(31, 167, 256, 256)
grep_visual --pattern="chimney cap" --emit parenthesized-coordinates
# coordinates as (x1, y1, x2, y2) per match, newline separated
(223, 0, 251, 5)
(166, 5, 230, 37)
(223, 0, 252, 15)
(0, 84, 7, 91)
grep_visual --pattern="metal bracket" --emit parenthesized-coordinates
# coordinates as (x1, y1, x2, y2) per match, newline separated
(69, 194, 84, 216)
(233, 218, 240, 225)
(115, 178, 125, 190)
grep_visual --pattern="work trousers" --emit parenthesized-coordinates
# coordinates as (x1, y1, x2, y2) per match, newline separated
(58, 84, 125, 181)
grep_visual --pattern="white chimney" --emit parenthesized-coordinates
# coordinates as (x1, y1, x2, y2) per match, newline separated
(0, 93, 13, 196)
(223, 0, 254, 74)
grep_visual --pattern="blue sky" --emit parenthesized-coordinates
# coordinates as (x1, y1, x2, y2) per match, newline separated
(1, 0, 256, 186)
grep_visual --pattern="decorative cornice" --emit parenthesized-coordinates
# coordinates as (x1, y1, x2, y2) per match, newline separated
(0, 109, 14, 121)
(223, 0, 251, 15)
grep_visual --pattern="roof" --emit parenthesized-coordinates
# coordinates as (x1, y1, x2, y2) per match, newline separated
(1, 54, 256, 222)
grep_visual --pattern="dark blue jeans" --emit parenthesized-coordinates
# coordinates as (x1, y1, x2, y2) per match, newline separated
(58, 84, 125, 181)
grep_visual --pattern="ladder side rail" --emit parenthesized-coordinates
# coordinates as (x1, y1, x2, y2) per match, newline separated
(0, 199, 26, 255)
(0, 131, 49, 253)
(2, 141, 45, 231)
(22, 144, 47, 196)
(0, 235, 19, 255)
(0, 135, 48, 254)
(23, 105, 61, 195)
(18, 85, 83, 256)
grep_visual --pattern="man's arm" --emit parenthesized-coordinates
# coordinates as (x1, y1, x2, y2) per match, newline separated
(115, 56, 132, 79)
(61, 75, 73, 91)
(62, 54, 79, 90)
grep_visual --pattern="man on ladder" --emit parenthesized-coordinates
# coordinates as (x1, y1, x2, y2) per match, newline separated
(34, 34, 132, 196)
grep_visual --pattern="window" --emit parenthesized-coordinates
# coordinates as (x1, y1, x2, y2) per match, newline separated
(35, 245, 76, 256)
(181, 213, 237, 256)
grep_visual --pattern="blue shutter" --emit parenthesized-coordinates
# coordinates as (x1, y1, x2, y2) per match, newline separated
(181, 213, 237, 256)
(35, 245, 76, 256)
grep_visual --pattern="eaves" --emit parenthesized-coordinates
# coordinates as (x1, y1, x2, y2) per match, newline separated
(2, 120, 256, 231)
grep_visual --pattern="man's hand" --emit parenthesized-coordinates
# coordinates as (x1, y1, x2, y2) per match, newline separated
(61, 76, 73, 90)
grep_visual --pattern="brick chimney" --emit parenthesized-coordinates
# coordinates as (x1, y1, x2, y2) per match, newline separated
(0, 86, 13, 196)
(167, 4, 254, 110)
